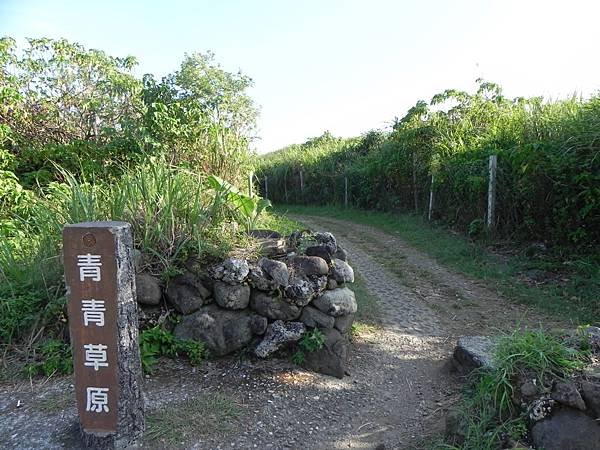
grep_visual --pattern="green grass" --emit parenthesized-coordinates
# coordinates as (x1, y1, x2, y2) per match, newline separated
(436, 329, 590, 450)
(144, 393, 242, 445)
(274, 204, 600, 325)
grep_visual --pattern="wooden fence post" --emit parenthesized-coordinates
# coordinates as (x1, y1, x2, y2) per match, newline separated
(487, 155, 497, 228)
(284, 171, 288, 202)
(428, 174, 434, 221)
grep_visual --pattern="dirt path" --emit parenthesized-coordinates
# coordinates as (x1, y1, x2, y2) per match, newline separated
(0, 215, 564, 450)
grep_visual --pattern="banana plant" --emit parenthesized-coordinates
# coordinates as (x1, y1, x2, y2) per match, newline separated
(207, 174, 271, 231)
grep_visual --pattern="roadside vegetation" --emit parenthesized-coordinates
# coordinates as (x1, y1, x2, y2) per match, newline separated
(258, 81, 600, 255)
(436, 328, 592, 449)
(0, 37, 267, 378)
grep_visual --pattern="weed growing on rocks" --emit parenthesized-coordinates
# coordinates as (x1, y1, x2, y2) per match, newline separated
(442, 329, 590, 449)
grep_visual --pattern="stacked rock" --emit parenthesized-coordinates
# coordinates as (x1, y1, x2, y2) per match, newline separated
(134, 230, 357, 378)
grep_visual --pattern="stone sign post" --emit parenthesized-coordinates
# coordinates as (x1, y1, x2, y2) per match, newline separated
(63, 221, 144, 449)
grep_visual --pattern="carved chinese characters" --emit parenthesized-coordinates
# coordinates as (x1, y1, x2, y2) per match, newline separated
(64, 222, 144, 448)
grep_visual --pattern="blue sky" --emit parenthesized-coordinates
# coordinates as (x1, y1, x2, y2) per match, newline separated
(2, 0, 600, 153)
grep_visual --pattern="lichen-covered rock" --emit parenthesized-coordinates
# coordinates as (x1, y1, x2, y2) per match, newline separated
(173, 304, 262, 356)
(213, 258, 250, 284)
(165, 272, 211, 314)
(247, 266, 278, 292)
(551, 381, 586, 410)
(452, 336, 495, 373)
(213, 281, 250, 310)
(284, 276, 315, 306)
(334, 313, 355, 334)
(300, 306, 335, 329)
(254, 320, 306, 358)
(580, 380, 600, 418)
(302, 328, 348, 379)
(305, 245, 332, 263)
(326, 278, 338, 290)
(529, 397, 555, 422)
(250, 291, 301, 321)
(258, 257, 289, 286)
(313, 232, 337, 255)
(312, 287, 357, 317)
(330, 258, 354, 284)
(135, 273, 162, 305)
(287, 255, 329, 277)
(310, 275, 328, 295)
(531, 409, 600, 450)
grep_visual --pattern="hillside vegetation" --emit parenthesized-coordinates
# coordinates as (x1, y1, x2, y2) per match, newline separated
(0, 37, 267, 373)
(258, 81, 600, 252)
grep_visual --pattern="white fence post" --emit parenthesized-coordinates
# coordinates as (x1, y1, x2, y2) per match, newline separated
(428, 174, 434, 221)
(248, 172, 254, 197)
(487, 155, 497, 228)
(264, 176, 269, 200)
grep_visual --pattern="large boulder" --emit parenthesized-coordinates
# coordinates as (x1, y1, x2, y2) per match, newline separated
(173, 304, 262, 356)
(551, 381, 586, 410)
(136, 273, 162, 306)
(213, 258, 250, 285)
(330, 258, 354, 284)
(300, 306, 335, 329)
(213, 281, 250, 310)
(284, 277, 313, 306)
(312, 287, 357, 317)
(247, 266, 278, 292)
(580, 380, 600, 418)
(287, 255, 329, 277)
(333, 246, 348, 262)
(165, 272, 211, 314)
(250, 291, 301, 321)
(334, 313, 355, 334)
(254, 320, 306, 358)
(531, 409, 600, 450)
(313, 232, 337, 254)
(305, 245, 333, 263)
(258, 258, 289, 287)
(302, 328, 349, 379)
(452, 336, 495, 373)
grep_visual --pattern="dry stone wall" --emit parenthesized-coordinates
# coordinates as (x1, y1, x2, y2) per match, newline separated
(135, 231, 356, 378)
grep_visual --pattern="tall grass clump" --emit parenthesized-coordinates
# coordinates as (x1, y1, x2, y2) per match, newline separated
(441, 329, 589, 449)
(0, 159, 257, 358)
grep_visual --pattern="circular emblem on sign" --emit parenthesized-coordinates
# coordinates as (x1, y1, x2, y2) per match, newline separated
(82, 233, 97, 248)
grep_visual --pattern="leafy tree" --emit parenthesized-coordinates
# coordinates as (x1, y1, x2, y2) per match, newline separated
(142, 52, 257, 183)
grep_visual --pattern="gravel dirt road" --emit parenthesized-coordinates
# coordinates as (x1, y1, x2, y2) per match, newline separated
(0, 215, 564, 449)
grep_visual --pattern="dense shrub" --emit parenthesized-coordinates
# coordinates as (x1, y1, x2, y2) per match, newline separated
(258, 82, 600, 251)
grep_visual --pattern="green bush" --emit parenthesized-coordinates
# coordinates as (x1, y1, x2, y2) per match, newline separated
(291, 328, 325, 364)
(25, 339, 73, 377)
(140, 326, 206, 373)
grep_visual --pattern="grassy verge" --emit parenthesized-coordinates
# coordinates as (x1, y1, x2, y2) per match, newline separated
(144, 392, 242, 445)
(273, 205, 600, 325)
(432, 328, 591, 449)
